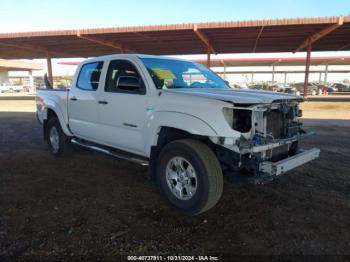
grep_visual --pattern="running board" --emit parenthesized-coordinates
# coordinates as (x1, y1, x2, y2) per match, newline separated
(71, 138, 149, 166)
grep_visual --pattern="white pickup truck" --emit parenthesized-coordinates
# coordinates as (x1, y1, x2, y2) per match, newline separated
(36, 54, 320, 215)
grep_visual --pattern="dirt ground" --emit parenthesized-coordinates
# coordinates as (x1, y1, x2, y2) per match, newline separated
(300, 100, 350, 120)
(0, 98, 350, 260)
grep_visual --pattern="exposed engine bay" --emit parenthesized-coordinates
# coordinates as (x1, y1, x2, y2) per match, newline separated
(211, 100, 316, 183)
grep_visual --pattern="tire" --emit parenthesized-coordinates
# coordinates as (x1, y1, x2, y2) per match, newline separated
(156, 139, 223, 216)
(46, 117, 71, 157)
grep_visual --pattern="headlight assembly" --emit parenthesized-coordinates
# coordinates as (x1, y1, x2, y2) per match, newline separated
(222, 107, 252, 133)
(222, 108, 234, 128)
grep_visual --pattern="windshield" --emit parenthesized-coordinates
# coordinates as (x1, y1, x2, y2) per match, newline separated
(141, 58, 229, 89)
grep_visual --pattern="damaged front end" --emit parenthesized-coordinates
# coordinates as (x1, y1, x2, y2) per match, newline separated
(211, 100, 320, 184)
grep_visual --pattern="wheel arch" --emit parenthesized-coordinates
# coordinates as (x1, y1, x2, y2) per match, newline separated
(42, 106, 72, 140)
(145, 111, 217, 156)
(147, 125, 215, 181)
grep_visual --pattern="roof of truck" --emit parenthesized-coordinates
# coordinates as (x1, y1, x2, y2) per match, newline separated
(78, 54, 189, 65)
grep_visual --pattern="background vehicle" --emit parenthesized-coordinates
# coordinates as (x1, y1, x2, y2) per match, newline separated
(290, 82, 320, 96)
(248, 83, 265, 90)
(331, 82, 350, 92)
(283, 86, 298, 95)
(248, 82, 284, 92)
(0, 82, 24, 93)
(36, 54, 320, 216)
(327, 86, 338, 93)
(269, 83, 285, 92)
(0, 83, 11, 93)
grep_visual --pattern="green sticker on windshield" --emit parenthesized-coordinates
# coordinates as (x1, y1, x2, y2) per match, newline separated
(152, 68, 176, 80)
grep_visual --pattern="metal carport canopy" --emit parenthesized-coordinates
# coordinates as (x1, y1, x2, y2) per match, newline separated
(193, 56, 350, 67)
(0, 16, 350, 59)
(0, 59, 43, 71)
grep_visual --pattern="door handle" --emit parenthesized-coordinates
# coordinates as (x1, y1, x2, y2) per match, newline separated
(98, 100, 108, 105)
(70, 97, 78, 101)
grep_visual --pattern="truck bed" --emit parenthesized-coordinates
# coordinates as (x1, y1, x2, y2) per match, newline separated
(36, 88, 70, 125)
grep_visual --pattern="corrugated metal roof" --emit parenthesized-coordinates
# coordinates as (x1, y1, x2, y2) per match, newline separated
(0, 16, 349, 59)
(0, 59, 43, 70)
(193, 56, 350, 67)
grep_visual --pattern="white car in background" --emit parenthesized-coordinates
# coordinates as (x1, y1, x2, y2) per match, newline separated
(0, 83, 11, 93)
(0, 82, 24, 93)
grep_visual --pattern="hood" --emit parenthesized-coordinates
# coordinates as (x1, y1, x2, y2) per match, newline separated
(163, 88, 303, 104)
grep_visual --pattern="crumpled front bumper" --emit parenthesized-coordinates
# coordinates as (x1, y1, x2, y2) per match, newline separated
(211, 131, 320, 184)
(258, 148, 320, 181)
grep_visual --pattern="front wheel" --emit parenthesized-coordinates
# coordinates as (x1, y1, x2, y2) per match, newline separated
(46, 117, 71, 157)
(156, 139, 223, 216)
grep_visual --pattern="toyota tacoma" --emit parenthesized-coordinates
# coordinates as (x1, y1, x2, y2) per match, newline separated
(36, 54, 320, 215)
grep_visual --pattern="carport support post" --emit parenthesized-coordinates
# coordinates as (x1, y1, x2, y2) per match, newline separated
(206, 48, 211, 68)
(272, 65, 275, 83)
(303, 41, 312, 97)
(324, 64, 329, 85)
(46, 52, 53, 86)
(284, 72, 287, 86)
(29, 70, 34, 92)
(318, 72, 322, 83)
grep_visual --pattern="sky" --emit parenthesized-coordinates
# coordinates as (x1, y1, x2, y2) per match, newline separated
(2, 0, 350, 83)
(0, 0, 349, 32)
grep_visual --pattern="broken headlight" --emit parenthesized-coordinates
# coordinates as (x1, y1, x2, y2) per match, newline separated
(223, 108, 252, 133)
(222, 108, 234, 128)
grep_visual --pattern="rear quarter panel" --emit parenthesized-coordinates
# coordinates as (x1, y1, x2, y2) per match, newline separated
(36, 89, 72, 136)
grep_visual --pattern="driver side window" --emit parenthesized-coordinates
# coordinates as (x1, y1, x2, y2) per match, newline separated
(105, 60, 146, 94)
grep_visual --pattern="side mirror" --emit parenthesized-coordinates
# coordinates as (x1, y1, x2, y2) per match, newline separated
(116, 76, 143, 93)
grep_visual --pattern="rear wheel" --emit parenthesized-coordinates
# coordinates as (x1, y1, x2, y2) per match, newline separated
(157, 139, 223, 216)
(46, 117, 71, 157)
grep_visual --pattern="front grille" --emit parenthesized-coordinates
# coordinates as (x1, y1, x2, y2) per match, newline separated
(265, 110, 285, 138)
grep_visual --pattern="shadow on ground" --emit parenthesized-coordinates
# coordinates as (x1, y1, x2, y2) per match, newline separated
(0, 111, 350, 258)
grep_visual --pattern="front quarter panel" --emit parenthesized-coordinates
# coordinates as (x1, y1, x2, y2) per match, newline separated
(143, 91, 244, 156)
(143, 110, 218, 156)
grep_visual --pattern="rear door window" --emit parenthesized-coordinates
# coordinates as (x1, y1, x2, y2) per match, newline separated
(76, 62, 104, 91)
